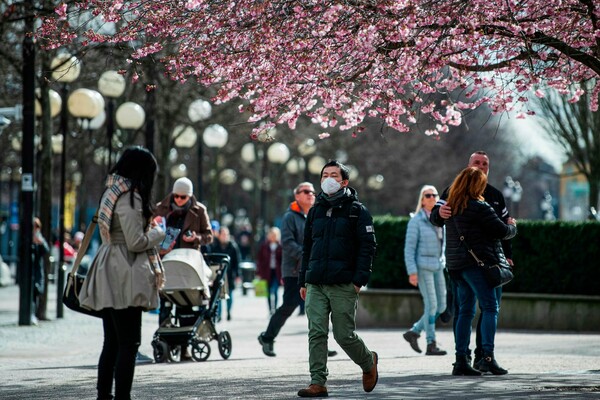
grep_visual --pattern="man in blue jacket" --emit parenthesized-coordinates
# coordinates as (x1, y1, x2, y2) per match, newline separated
(297, 160, 378, 398)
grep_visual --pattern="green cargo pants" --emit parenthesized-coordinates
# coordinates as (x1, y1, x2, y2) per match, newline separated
(305, 283, 374, 385)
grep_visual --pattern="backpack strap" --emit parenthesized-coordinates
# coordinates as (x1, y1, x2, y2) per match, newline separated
(348, 200, 362, 232)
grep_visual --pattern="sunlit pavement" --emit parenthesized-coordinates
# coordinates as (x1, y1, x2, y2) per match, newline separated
(1, 282, 599, 399)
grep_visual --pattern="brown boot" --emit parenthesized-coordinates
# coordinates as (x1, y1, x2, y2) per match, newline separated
(403, 330, 422, 353)
(362, 351, 378, 392)
(297, 384, 328, 398)
(426, 341, 447, 356)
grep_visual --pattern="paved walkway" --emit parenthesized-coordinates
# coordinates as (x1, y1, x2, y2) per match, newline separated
(1, 281, 599, 399)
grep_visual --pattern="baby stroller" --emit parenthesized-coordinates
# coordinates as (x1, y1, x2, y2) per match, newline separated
(151, 248, 231, 362)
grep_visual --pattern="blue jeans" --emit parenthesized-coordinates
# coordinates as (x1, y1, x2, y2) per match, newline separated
(267, 269, 280, 312)
(454, 267, 499, 356)
(411, 268, 446, 343)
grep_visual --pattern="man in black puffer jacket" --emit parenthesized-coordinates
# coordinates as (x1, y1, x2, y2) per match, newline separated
(297, 160, 378, 398)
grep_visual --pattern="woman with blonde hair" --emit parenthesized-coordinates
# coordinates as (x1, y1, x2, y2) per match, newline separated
(403, 185, 447, 355)
(444, 167, 517, 376)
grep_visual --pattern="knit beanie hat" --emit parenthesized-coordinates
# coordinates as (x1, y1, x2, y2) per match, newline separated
(173, 177, 193, 196)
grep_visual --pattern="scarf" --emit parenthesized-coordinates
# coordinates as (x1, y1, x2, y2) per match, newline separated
(98, 174, 162, 273)
(323, 187, 349, 206)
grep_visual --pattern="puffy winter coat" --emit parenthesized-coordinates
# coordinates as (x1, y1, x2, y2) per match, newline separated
(404, 209, 445, 276)
(299, 187, 376, 287)
(444, 199, 517, 271)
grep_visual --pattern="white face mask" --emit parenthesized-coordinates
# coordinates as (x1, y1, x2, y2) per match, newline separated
(321, 177, 342, 195)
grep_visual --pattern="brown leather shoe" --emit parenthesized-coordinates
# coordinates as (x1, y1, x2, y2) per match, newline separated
(362, 351, 378, 392)
(297, 384, 328, 397)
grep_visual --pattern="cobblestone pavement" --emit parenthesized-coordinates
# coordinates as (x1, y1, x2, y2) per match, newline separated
(1, 282, 599, 399)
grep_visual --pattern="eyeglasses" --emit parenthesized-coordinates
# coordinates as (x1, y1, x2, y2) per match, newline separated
(298, 190, 315, 195)
(173, 194, 189, 200)
(424, 193, 439, 199)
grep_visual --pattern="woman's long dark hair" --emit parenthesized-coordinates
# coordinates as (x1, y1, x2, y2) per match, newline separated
(110, 146, 158, 221)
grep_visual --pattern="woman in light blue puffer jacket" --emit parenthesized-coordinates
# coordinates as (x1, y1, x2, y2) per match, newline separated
(402, 185, 448, 356)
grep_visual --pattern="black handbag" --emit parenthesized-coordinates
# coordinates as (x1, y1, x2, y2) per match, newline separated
(62, 211, 102, 318)
(453, 219, 514, 288)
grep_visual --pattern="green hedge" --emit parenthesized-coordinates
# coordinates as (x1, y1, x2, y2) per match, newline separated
(370, 216, 600, 295)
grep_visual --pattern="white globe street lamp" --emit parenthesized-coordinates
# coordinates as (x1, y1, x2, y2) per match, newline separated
(173, 124, 197, 148)
(219, 169, 238, 185)
(203, 124, 228, 148)
(34, 89, 62, 118)
(267, 142, 290, 165)
(188, 99, 212, 122)
(68, 88, 105, 120)
(241, 178, 254, 192)
(98, 70, 126, 170)
(240, 142, 256, 163)
(115, 101, 145, 130)
(367, 174, 385, 191)
(170, 163, 188, 179)
(286, 157, 305, 175)
(308, 155, 326, 175)
(98, 70, 126, 98)
(51, 53, 81, 83)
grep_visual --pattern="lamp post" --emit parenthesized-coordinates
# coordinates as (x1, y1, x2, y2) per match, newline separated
(503, 176, 523, 218)
(18, 5, 34, 325)
(240, 142, 260, 237)
(298, 139, 317, 181)
(115, 101, 145, 147)
(540, 191, 556, 221)
(219, 168, 238, 216)
(202, 124, 228, 217)
(51, 53, 81, 319)
(188, 99, 212, 202)
(98, 71, 126, 171)
(171, 124, 197, 191)
(266, 142, 290, 223)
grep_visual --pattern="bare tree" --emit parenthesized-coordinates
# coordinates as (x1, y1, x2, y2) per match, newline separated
(535, 82, 600, 211)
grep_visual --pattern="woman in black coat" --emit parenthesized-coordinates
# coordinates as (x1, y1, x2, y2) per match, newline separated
(444, 167, 517, 376)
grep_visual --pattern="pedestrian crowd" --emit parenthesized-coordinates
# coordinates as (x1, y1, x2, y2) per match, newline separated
(25, 146, 517, 399)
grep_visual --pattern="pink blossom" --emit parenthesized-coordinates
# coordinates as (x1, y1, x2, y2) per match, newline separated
(55, 3, 67, 20)
(37, 0, 600, 134)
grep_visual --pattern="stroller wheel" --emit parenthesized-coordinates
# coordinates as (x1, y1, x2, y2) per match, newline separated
(191, 339, 211, 362)
(218, 331, 232, 359)
(168, 345, 181, 362)
(152, 339, 168, 363)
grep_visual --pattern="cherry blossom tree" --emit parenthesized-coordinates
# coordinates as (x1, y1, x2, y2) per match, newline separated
(39, 0, 600, 136)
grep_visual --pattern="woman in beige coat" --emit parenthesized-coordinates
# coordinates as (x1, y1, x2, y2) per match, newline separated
(79, 147, 165, 400)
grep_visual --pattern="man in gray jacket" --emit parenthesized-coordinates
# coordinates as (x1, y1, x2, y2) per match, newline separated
(258, 182, 316, 357)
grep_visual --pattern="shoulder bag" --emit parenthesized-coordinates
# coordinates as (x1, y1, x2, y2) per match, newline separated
(452, 219, 513, 288)
(62, 211, 102, 318)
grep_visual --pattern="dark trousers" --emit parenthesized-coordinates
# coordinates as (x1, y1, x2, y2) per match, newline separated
(263, 277, 301, 341)
(97, 307, 142, 400)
